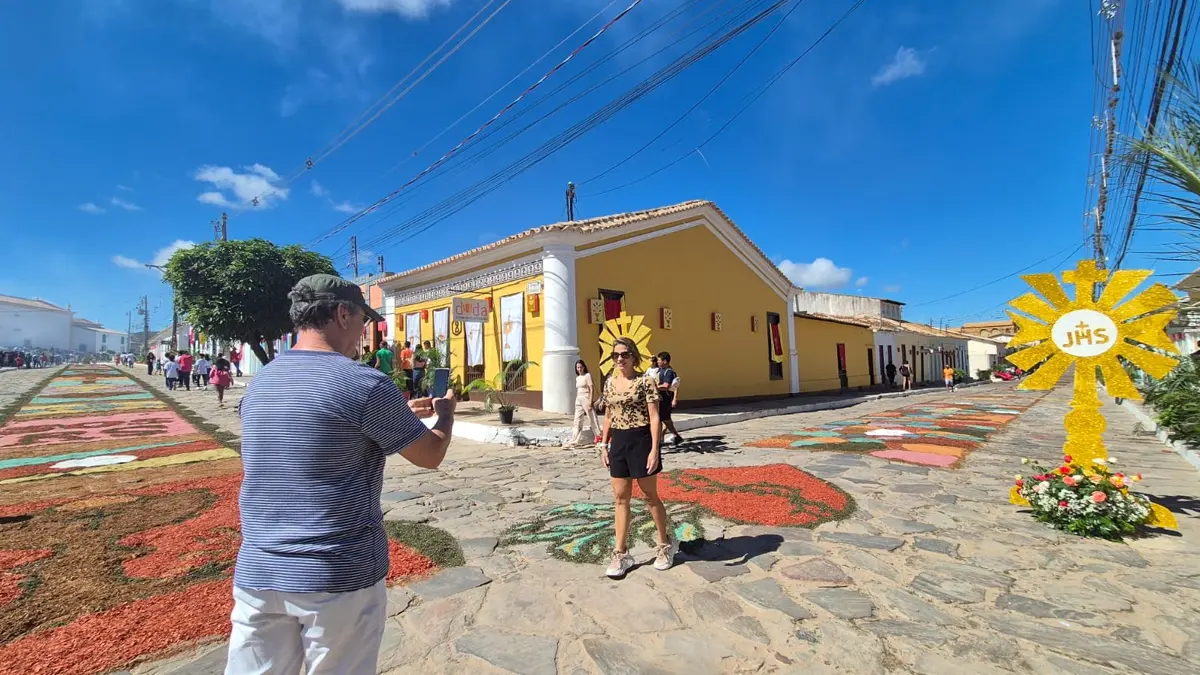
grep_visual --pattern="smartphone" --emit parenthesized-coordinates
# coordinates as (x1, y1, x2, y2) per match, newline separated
(430, 368, 451, 399)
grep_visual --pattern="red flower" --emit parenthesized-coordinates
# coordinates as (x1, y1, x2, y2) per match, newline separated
(1091, 491, 1107, 503)
(1059, 501, 1069, 508)
(1059, 466, 1071, 475)
(1015, 479, 1024, 487)
(1063, 455, 1073, 463)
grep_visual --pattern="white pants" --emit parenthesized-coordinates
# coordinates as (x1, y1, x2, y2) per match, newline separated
(225, 580, 387, 675)
(567, 395, 600, 446)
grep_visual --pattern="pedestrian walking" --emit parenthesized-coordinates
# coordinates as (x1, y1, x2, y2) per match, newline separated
(943, 364, 956, 392)
(230, 346, 242, 377)
(163, 354, 179, 390)
(564, 360, 601, 448)
(597, 336, 675, 579)
(654, 352, 684, 446)
(374, 341, 394, 376)
(399, 341, 414, 392)
(195, 354, 211, 389)
(146, 352, 156, 376)
(885, 361, 897, 388)
(212, 352, 232, 407)
(225, 274, 455, 675)
(899, 360, 912, 391)
(177, 351, 193, 391)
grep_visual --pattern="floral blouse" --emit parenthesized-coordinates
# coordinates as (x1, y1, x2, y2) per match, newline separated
(602, 373, 660, 430)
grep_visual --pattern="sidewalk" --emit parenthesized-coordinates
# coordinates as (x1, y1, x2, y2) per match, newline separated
(452, 380, 991, 446)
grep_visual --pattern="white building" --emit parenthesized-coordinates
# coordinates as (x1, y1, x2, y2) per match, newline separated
(0, 294, 73, 351)
(964, 335, 1004, 377)
(794, 290, 904, 321)
(71, 318, 129, 354)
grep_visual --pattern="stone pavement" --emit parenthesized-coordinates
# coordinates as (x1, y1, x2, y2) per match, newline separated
(0, 366, 60, 411)
(123, 379, 1200, 675)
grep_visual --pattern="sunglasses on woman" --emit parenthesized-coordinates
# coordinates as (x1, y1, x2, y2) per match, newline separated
(613, 351, 632, 360)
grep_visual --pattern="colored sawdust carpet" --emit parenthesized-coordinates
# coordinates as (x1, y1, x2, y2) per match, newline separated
(501, 464, 853, 563)
(746, 389, 1046, 468)
(0, 366, 460, 675)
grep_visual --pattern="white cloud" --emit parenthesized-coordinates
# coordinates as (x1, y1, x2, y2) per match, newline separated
(854, 276, 870, 288)
(311, 180, 329, 198)
(110, 196, 143, 211)
(883, 284, 903, 294)
(193, 164, 289, 210)
(871, 47, 927, 87)
(777, 258, 854, 289)
(116, 184, 133, 192)
(334, 0, 452, 18)
(78, 202, 106, 215)
(311, 180, 363, 214)
(333, 201, 363, 214)
(111, 240, 197, 271)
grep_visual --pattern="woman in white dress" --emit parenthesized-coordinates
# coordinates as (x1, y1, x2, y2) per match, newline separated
(565, 360, 601, 448)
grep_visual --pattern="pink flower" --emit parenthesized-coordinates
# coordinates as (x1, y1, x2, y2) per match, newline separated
(1062, 476, 1076, 487)
(1059, 501, 1069, 508)
(1092, 491, 1107, 503)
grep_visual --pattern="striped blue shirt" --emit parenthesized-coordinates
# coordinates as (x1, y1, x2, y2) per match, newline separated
(234, 350, 427, 593)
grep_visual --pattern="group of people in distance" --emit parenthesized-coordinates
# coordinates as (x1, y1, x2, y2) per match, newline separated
(146, 349, 237, 406)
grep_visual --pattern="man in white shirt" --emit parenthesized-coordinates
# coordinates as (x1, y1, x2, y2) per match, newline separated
(194, 355, 212, 390)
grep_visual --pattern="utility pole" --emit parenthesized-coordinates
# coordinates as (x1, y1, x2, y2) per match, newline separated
(350, 235, 359, 279)
(138, 296, 150, 357)
(1092, 206, 1105, 270)
(565, 182, 576, 221)
(377, 255, 385, 275)
(126, 311, 132, 352)
(220, 212, 228, 241)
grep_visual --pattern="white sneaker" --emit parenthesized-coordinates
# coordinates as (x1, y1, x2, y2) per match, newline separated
(653, 540, 676, 571)
(605, 550, 634, 578)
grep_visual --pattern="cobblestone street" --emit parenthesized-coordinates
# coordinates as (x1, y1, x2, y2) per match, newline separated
(5, 368, 1200, 674)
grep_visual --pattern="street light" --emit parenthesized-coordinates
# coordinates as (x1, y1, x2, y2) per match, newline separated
(145, 264, 178, 352)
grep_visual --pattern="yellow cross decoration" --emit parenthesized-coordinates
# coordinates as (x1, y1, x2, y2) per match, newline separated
(598, 312, 653, 376)
(1005, 260, 1181, 528)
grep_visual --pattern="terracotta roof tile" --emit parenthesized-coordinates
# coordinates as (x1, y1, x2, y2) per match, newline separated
(376, 200, 786, 287)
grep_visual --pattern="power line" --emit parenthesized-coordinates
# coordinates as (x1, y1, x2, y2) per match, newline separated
(305, 0, 752, 244)
(308, 0, 651, 247)
(356, 0, 798, 254)
(907, 241, 1088, 309)
(202, 0, 512, 217)
(579, 0, 805, 187)
(582, 0, 866, 197)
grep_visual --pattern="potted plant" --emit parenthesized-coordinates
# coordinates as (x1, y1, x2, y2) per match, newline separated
(464, 359, 536, 425)
(390, 368, 412, 399)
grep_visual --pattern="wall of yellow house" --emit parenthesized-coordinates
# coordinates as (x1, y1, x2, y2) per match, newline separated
(390, 273, 545, 392)
(573, 223, 791, 402)
(793, 317, 875, 392)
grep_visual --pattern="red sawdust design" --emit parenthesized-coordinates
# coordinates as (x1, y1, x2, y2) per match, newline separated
(385, 539, 438, 583)
(638, 464, 855, 527)
(120, 475, 242, 580)
(0, 550, 54, 606)
(0, 579, 232, 675)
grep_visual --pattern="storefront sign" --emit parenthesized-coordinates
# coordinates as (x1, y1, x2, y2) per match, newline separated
(452, 297, 489, 322)
(527, 280, 543, 294)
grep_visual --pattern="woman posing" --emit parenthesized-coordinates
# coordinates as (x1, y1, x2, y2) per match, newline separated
(564, 360, 601, 449)
(598, 337, 675, 578)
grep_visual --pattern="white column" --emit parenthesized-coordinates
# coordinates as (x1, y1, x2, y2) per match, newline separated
(786, 292, 800, 394)
(541, 245, 579, 414)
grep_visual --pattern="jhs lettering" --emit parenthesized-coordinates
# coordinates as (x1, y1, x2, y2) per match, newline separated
(1061, 321, 1110, 349)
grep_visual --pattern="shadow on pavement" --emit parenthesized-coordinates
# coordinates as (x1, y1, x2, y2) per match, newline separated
(1149, 494, 1200, 517)
(677, 534, 784, 566)
(669, 435, 733, 455)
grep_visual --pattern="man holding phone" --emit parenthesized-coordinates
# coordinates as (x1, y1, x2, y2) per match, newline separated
(226, 274, 455, 675)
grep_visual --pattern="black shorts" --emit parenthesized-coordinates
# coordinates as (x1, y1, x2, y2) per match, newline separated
(608, 426, 661, 479)
(658, 391, 673, 422)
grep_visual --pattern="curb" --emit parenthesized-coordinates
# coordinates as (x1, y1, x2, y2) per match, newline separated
(1118, 399, 1200, 472)
(437, 380, 992, 446)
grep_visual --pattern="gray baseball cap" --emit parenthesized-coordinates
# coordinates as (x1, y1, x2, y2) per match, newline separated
(291, 274, 384, 323)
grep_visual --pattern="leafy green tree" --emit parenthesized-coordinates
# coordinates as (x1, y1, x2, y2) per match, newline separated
(162, 238, 336, 364)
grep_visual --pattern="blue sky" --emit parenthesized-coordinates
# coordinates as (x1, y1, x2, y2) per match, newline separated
(1, 0, 1188, 334)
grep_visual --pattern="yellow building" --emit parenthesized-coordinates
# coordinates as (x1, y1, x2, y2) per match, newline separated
(376, 201, 799, 413)
(792, 313, 877, 392)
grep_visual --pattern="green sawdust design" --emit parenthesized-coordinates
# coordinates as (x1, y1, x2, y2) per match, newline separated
(664, 470, 857, 529)
(500, 502, 706, 564)
(384, 520, 465, 569)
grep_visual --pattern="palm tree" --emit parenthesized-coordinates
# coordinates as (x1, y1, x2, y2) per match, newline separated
(1127, 62, 1200, 264)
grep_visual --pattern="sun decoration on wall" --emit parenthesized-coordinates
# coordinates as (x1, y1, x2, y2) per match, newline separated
(1005, 260, 1180, 525)
(599, 312, 653, 376)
